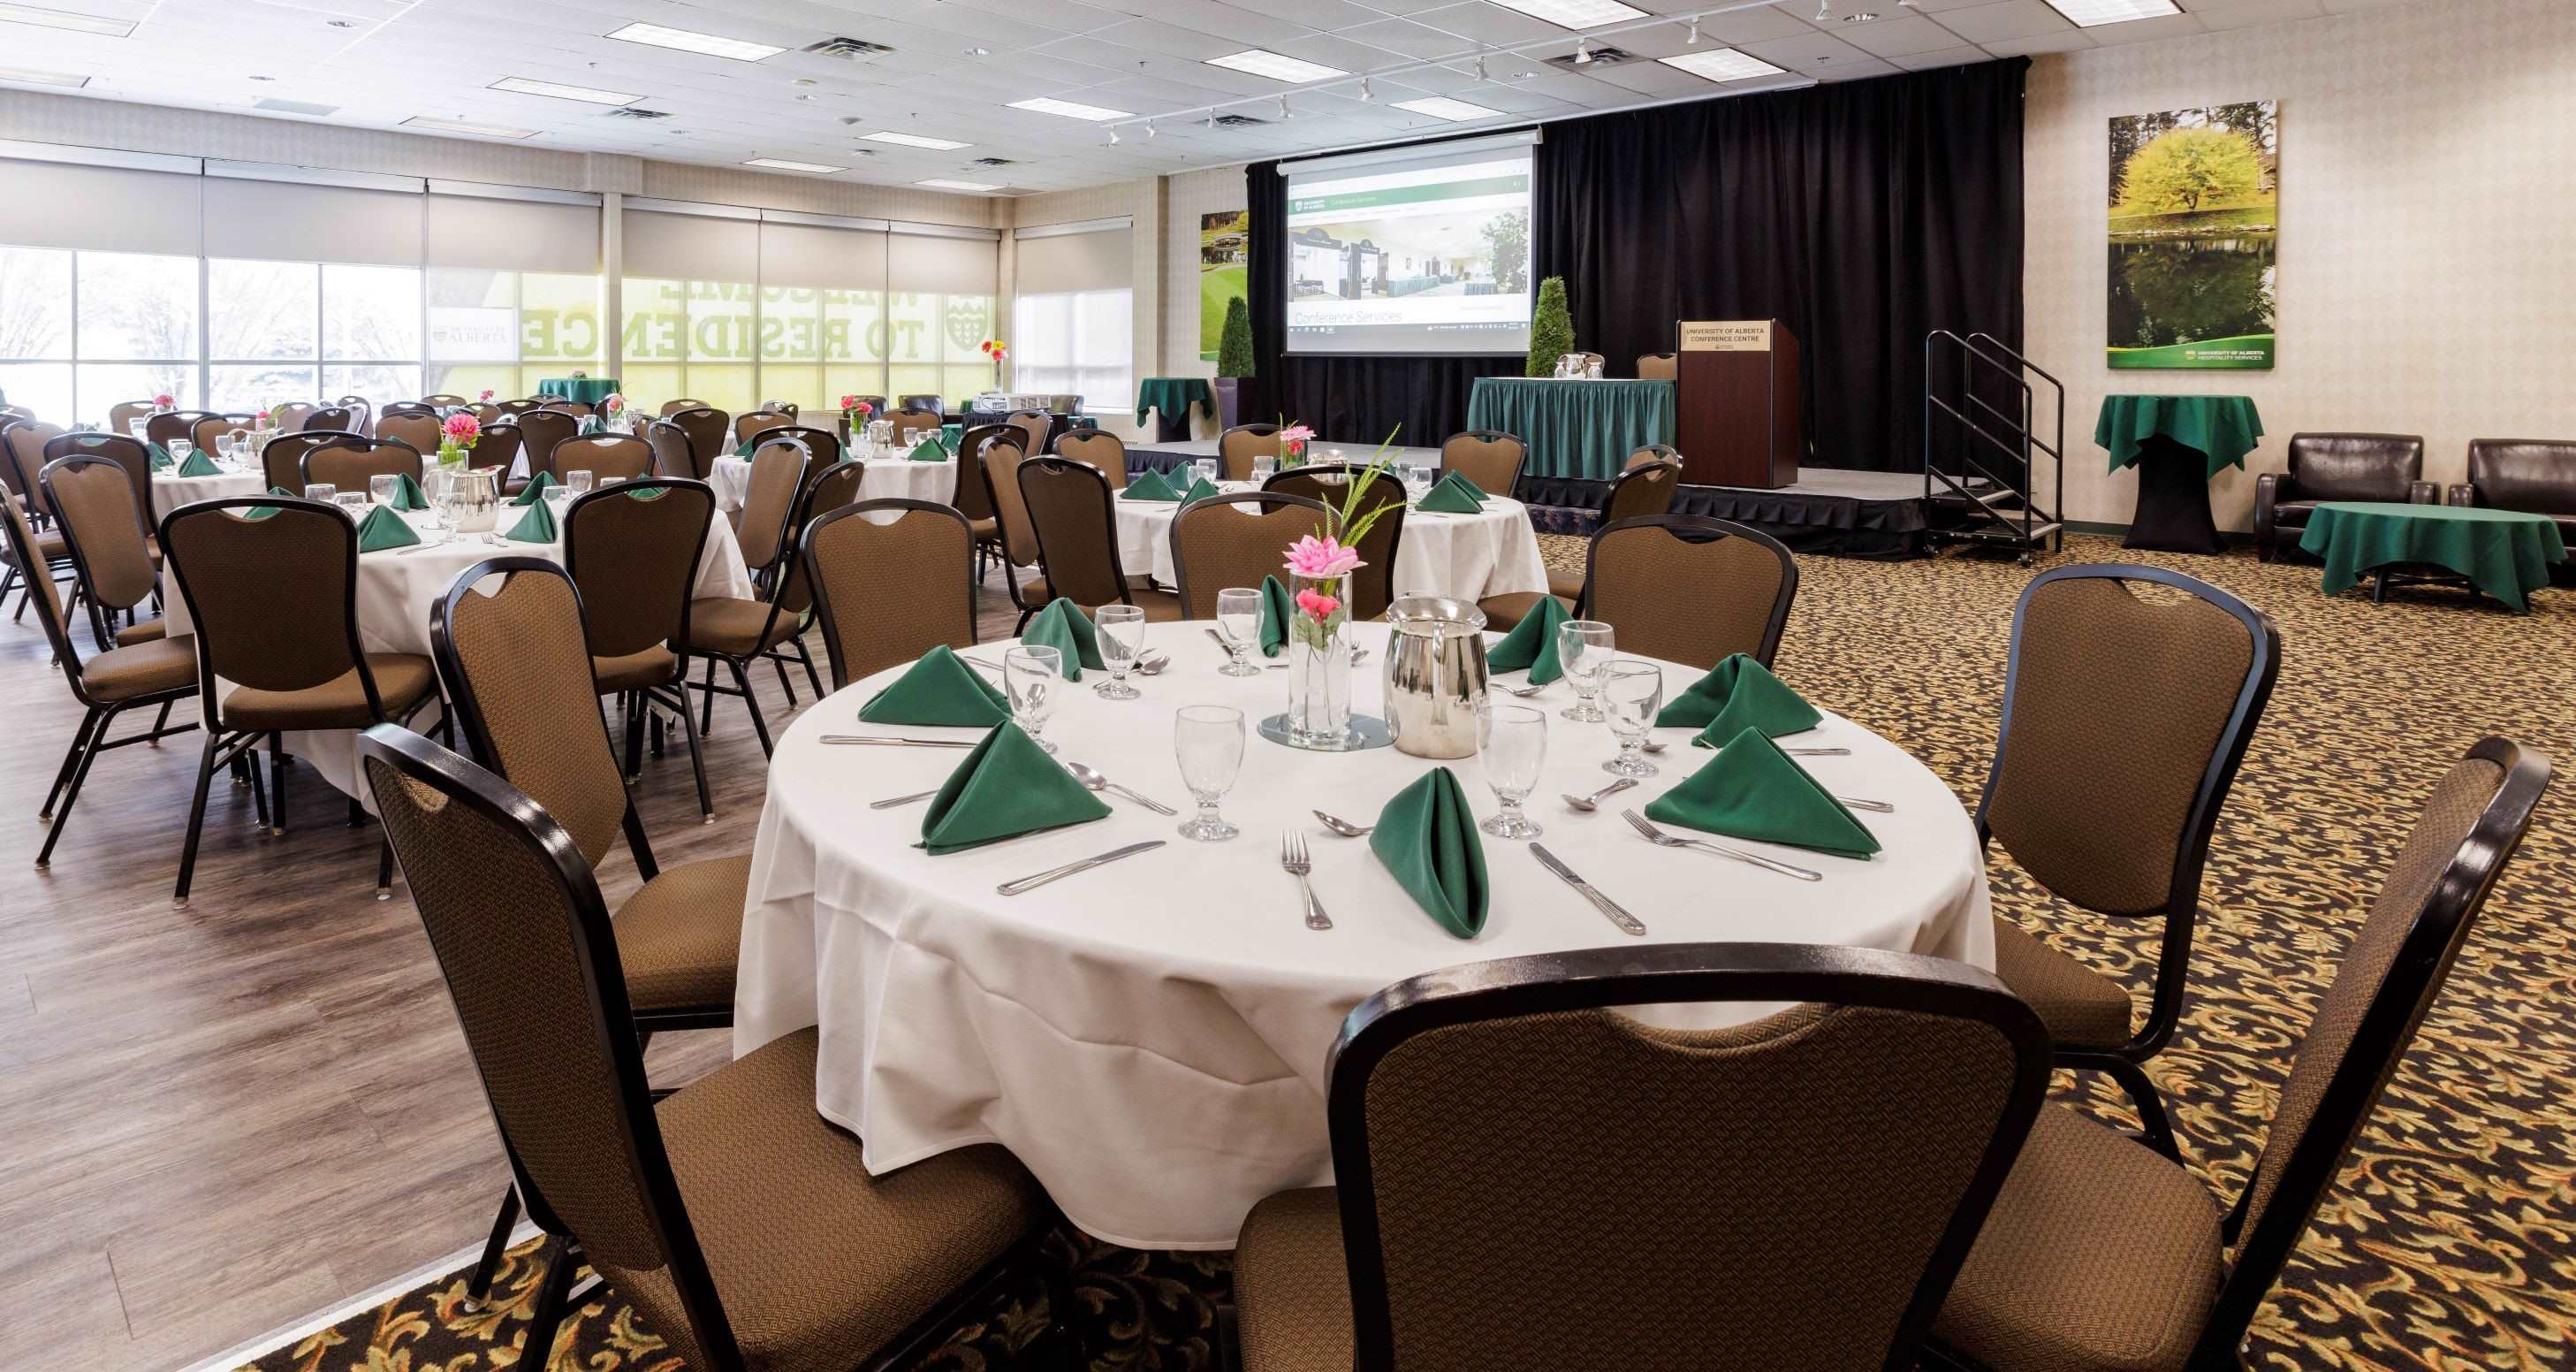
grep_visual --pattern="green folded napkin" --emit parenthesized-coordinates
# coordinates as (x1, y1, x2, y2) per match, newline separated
(1369, 767, 1490, 939)
(510, 470, 555, 507)
(1124, 469, 1182, 501)
(1444, 470, 1488, 500)
(1178, 476, 1220, 503)
(1645, 728, 1881, 859)
(504, 499, 559, 543)
(732, 437, 756, 458)
(1416, 470, 1487, 514)
(1486, 593, 1570, 684)
(909, 438, 949, 461)
(857, 644, 1011, 728)
(1663, 654, 1825, 741)
(916, 723, 1112, 855)
(353, 504, 422, 553)
(387, 472, 430, 512)
(1255, 575, 1294, 658)
(1021, 599, 1104, 681)
(242, 485, 295, 521)
(175, 450, 223, 477)
(148, 446, 173, 472)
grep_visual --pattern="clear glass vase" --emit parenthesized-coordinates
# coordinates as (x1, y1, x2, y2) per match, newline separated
(1285, 575, 1354, 747)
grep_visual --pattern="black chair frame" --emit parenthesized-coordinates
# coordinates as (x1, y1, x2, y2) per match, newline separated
(560, 480, 720, 819)
(1017, 455, 1143, 627)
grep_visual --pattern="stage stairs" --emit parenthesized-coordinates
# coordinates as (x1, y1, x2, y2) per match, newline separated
(1923, 330, 2063, 562)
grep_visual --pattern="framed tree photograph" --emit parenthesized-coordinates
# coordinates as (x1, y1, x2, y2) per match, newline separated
(2108, 101, 2278, 370)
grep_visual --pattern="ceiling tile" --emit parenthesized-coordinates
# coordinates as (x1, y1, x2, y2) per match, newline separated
(1925, 0, 2075, 43)
(1889, 44, 1992, 69)
(2077, 12, 2207, 43)
(1833, 13, 1973, 57)
(2188, 0, 2329, 29)
(1976, 27, 2093, 53)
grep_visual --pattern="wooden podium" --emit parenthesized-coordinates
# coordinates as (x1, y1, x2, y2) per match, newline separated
(1675, 319, 1800, 489)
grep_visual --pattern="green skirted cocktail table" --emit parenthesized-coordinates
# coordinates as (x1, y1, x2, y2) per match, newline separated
(2096, 393, 2263, 555)
(2299, 501, 2565, 612)
(536, 377, 619, 405)
(1134, 377, 1214, 442)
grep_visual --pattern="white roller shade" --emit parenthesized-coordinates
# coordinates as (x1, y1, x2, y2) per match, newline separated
(427, 194, 598, 272)
(758, 221, 888, 291)
(203, 179, 422, 264)
(891, 230, 997, 298)
(1015, 225, 1130, 295)
(622, 207, 757, 282)
(0, 160, 204, 255)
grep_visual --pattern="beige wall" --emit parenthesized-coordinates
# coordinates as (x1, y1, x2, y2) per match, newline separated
(1009, 179, 1165, 440)
(2025, 0, 2576, 531)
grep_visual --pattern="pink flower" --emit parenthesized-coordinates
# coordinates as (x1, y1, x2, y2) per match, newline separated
(477, 389, 495, 402)
(1279, 423, 1315, 447)
(444, 412, 481, 442)
(153, 393, 174, 408)
(1295, 588, 1341, 620)
(1284, 534, 1363, 580)
(603, 393, 625, 414)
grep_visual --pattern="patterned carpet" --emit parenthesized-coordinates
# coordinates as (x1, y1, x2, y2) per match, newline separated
(235, 533, 2576, 1372)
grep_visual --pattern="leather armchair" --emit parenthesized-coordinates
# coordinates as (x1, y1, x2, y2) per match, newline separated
(2253, 432, 2433, 561)
(2450, 439, 2576, 551)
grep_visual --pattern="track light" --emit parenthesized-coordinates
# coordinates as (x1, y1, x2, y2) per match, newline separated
(1476, 52, 1490, 80)
(1573, 36, 1592, 64)
(1278, 95, 1291, 118)
(1687, 16, 1701, 42)
(1813, 0, 1831, 19)
(1145, 118, 1156, 139)
(1108, 126, 1120, 145)
(1359, 75, 1373, 101)
(1206, 108, 1218, 129)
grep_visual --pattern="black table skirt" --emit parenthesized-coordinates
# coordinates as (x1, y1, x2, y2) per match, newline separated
(2124, 436, 2226, 555)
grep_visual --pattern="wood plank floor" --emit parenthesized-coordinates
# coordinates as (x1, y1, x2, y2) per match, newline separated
(0, 574, 1035, 1370)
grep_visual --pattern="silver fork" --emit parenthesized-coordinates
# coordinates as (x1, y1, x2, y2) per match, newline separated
(1621, 808, 1822, 881)
(1280, 830, 1333, 930)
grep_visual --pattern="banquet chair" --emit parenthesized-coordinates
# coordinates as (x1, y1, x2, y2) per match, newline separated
(1490, 460, 1686, 630)
(1217, 423, 1280, 482)
(354, 723, 1063, 1372)
(3, 419, 72, 620)
(45, 431, 159, 549)
(681, 442, 808, 752)
(1018, 456, 1184, 625)
(158, 497, 446, 906)
(270, 400, 319, 433)
(1231, 941, 2050, 1372)
(1636, 352, 1678, 380)
(1580, 514, 1797, 668)
(1439, 430, 1527, 499)
(666, 406, 729, 480)
(540, 400, 592, 420)
(1974, 566, 2279, 1161)
(1055, 428, 1129, 492)
(2, 488, 196, 872)
(1926, 736, 2548, 1372)
(727, 455, 866, 708)
(1265, 465, 1408, 621)
(977, 432, 1051, 629)
(304, 405, 355, 434)
(658, 397, 704, 417)
(419, 393, 468, 408)
(2253, 432, 2432, 562)
(263, 431, 358, 492)
(898, 393, 946, 423)
(510, 409, 580, 494)
(1170, 491, 1335, 620)
(956, 424, 1010, 583)
(336, 395, 373, 434)
(551, 433, 654, 484)
(804, 499, 979, 690)
(192, 413, 256, 458)
(757, 423, 842, 470)
(491, 398, 541, 417)
(733, 409, 794, 450)
(1627, 443, 1681, 471)
(42, 454, 168, 651)
(647, 419, 703, 479)
(106, 400, 156, 435)
(467, 424, 522, 487)
(148, 409, 220, 451)
(2447, 438, 2576, 550)
(303, 437, 423, 494)
(375, 409, 440, 453)
(562, 484, 717, 819)
(1007, 408, 1052, 463)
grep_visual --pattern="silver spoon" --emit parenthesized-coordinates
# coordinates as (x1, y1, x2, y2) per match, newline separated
(1065, 761, 1176, 815)
(1134, 652, 1171, 675)
(1561, 777, 1638, 812)
(1311, 810, 1374, 838)
(1492, 680, 1548, 698)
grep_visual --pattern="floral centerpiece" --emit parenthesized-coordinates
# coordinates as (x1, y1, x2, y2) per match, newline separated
(978, 338, 1007, 387)
(840, 393, 872, 431)
(1277, 422, 1315, 469)
(602, 392, 626, 416)
(438, 411, 481, 467)
(1278, 434, 1402, 747)
(477, 389, 495, 404)
(151, 393, 175, 415)
(570, 370, 588, 379)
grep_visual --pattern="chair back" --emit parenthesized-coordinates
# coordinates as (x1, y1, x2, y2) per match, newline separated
(762, 424, 842, 470)
(5, 420, 66, 518)
(1600, 460, 1683, 525)
(1978, 565, 2280, 920)
(1584, 515, 1797, 668)
(1006, 409, 1052, 462)
(270, 400, 318, 433)
(420, 394, 468, 408)
(667, 407, 728, 477)
(41, 454, 159, 616)
(1018, 457, 1131, 608)
(107, 400, 156, 435)
(1265, 465, 1408, 620)
(551, 434, 654, 484)
(2208, 737, 2549, 1360)
(658, 397, 705, 417)
(338, 395, 373, 434)
(734, 410, 794, 449)
(953, 426, 1009, 522)
(564, 481, 715, 667)
(514, 410, 580, 483)
(1054, 429, 1128, 491)
(471, 425, 524, 484)
(2466, 439, 2576, 515)
(148, 409, 218, 450)
(540, 401, 591, 423)
(1170, 492, 1334, 620)
(492, 398, 542, 417)
(1625, 444, 1680, 472)
(977, 434, 1040, 569)
(898, 394, 946, 422)
(804, 500, 976, 690)
(263, 431, 353, 492)
(733, 441, 808, 574)
(194, 413, 256, 456)
(769, 461, 869, 619)
(1440, 430, 1526, 498)
(43, 432, 153, 537)
(1318, 943, 2048, 1372)
(647, 420, 701, 479)
(303, 438, 422, 493)
(376, 410, 441, 452)
(0, 478, 87, 682)
(305, 405, 355, 433)
(1217, 423, 1280, 482)
(1636, 352, 1677, 380)
(160, 499, 369, 716)
(354, 725, 737, 1372)
(2285, 432, 2424, 500)
(429, 560, 637, 870)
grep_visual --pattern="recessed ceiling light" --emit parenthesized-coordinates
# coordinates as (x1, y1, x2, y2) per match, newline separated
(917, 179, 1002, 193)
(0, 65, 87, 88)
(2040, 0, 2181, 24)
(1841, 11, 1881, 20)
(863, 130, 972, 150)
(490, 77, 639, 105)
(1393, 96, 1506, 122)
(1009, 95, 1134, 122)
(1204, 50, 1348, 84)
(965, 46, 991, 56)
(1478, 0, 1645, 29)
(0, 3, 134, 36)
(1659, 48, 1790, 82)
(743, 157, 844, 173)
(605, 21, 785, 62)
(404, 115, 538, 139)
(792, 77, 817, 86)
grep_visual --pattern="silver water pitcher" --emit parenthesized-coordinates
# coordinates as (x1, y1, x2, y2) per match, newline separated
(448, 468, 499, 534)
(1383, 597, 1490, 758)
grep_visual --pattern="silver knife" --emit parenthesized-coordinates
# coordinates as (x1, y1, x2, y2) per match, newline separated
(1530, 844, 1648, 937)
(821, 735, 979, 748)
(997, 840, 1166, 896)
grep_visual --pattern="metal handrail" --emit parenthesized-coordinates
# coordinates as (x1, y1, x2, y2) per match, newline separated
(1923, 330, 2064, 555)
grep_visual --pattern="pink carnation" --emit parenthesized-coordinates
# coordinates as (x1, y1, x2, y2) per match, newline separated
(477, 389, 495, 402)
(444, 412, 481, 441)
(1278, 423, 1315, 446)
(1295, 588, 1341, 620)
(1284, 534, 1363, 580)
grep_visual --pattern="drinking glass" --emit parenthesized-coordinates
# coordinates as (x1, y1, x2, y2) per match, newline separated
(1003, 645, 1064, 753)
(1557, 620, 1615, 722)
(369, 473, 399, 506)
(1174, 705, 1244, 842)
(1250, 454, 1278, 483)
(302, 483, 337, 503)
(565, 469, 595, 496)
(1477, 704, 1547, 839)
(126, 419, 148, 440)
(423, 467, 452, 530)
(1093, 604, 1146, 700)
(168, 438, 193, 462)
(333, 491, 370, 520)
(215, 434, 235, 467)
(544, 486, 574, 524)
(1192, 457, 1218, 487)
(1214, 588, 1263, 678)
(1598, 660, 1665, 778)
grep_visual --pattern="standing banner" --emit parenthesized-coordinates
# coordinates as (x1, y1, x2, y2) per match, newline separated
(2108, 101, 2278, 370)
(1197, 210, 1247, 362)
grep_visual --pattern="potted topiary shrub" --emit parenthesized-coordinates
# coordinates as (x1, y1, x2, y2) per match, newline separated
(1212, 294, 1254, 431)
(1527, 276, 1574, 378)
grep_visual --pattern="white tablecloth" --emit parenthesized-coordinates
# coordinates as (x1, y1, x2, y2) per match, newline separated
(735, 621, 1994, 1249)
(709, 455, 956, 513)
(148, 452, 439, 522)
(1113, 489, 1548, 603)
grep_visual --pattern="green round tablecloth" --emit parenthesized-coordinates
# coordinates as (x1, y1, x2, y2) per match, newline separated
(2299, 501, 2566, 612)
(2095, 394, 2263, 480)
(1465, 377, 1676, 481)
(536, 377, 619, 405)
(1134, 377, 1213, 429)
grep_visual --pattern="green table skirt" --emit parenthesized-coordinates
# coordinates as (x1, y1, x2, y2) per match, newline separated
(1465, 377, 1676, 481)
(2299, 501, 2566, 612)
(536, 377, 619, 405)
(2096, 393, 2263, 479)
(1134, 377, 1213, 428)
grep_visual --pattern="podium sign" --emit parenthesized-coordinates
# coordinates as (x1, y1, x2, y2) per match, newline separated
(1676, 319, 1801, 489)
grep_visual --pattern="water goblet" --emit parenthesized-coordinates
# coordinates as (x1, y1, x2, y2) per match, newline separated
(168, 438, 193, 463)
(1093, 604, 1146, 700)
(1174, 705, 1245, 842)
(1250, 454, 1278, 483)
(1477, 703, 1547, 839)
(1004, 645, 1064, 754)
(369, 473, 399, 506)
(1193, 457, 1218, 487)
(1214, 588, 1263, 677)
(215, 433, 236, 468)
(1557, 620, 1615, 723)
(302, 483, 337, 504)
(565, 469, 595, 496)
(333, 491, 370, 521)
(1598, 660, 1665, 778)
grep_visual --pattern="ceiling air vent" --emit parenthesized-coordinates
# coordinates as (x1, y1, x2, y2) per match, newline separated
(254, 98, 339, 117)
(1544, 45, 1638, 70)
(804, 36, 895, 59)
(1213, 113, 1267, 128)
(604, 107, 674, 120)
(969, 156, 1016, 168)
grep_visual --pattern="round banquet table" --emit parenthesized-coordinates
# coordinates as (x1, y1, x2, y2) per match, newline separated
(734, 621, 1995, 1250)
(1112, 488, 1550, 603)
(708, 454, 956, 514)
(150, 450, 440, 522)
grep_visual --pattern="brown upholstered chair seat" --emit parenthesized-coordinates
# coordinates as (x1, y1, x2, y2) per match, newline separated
(1476, 591, 1570, 632)
(219, 653, 437, 729)
(614, 854, 753, 1015)
(1233, 1186, 1356, 1372)
(685, 598, 801, 656)
(113, 619, 167, 646)
(1989, 919, 2135, 1048)
(1117, 588, 1187, 622)
(1545, 566, 1583, 601)
(593, 644, 679, 692)
(23, 527, 65, 560)
(80, 636, 198, 701)
(1931, 1104, 2225, 1372)
(652, 1026, 1050, 1369)
(969, 516, 998, 542)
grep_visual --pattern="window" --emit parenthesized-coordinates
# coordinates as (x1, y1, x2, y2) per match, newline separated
(1014, 289, 1132, 411)
(76, 251, 201, 415)
(0, 245, 73, 422)
(424, 268, 603, 402)
(205, 259, 423, 415)
(757, 286, 885, 413)
(886, 291, 996, 407)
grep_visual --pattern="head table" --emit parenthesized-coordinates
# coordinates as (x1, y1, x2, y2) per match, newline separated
(734, 620, 1994, 1250)
(1113, 485, 1550, 605)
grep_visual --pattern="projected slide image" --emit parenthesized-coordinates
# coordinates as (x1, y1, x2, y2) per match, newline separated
(1285, 149, 1534, 355)
(1289, 210, 1525, 304)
